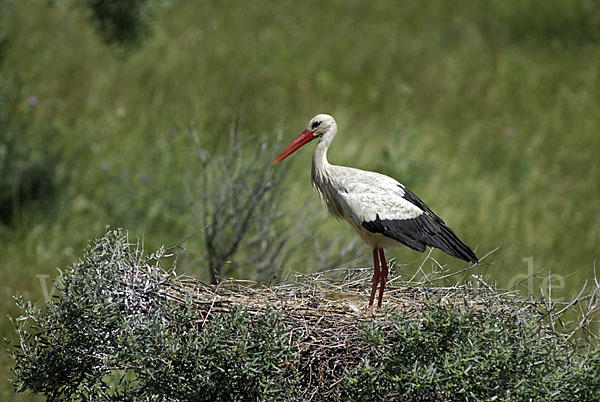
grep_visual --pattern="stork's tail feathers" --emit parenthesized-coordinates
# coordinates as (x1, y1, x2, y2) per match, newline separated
(399, 186, 478, 263)
(419, 216, 479, 263)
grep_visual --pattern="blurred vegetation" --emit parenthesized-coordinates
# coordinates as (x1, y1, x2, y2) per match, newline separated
(1, 0, 599, 399)
(187, 122, 292, 284)
(82, 0, 155, 46)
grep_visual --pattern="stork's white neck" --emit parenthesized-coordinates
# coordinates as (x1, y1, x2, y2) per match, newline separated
(311, 124, 336, 176)
(310, 123, 346, 219)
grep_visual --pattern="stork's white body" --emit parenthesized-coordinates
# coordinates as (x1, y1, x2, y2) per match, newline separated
(274, 114, 478, 308)
(312, 153, 422, 250)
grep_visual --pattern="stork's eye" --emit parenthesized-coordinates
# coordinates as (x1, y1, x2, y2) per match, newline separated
(311, 121, 321, 129)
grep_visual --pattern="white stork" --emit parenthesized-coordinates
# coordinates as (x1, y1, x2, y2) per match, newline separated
(273, 114, 478, 308)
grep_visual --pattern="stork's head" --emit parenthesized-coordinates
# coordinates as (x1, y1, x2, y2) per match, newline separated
(273, 114, 337, 164)
(308, 114, 336, 137)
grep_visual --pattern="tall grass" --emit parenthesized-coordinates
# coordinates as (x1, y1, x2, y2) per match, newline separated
(1, 0, 599, 399)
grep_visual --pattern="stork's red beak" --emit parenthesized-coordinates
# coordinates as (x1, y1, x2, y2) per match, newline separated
(272, 129, 316, 164)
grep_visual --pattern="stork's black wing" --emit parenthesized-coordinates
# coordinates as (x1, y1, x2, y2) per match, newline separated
(362, 186, 479, 263)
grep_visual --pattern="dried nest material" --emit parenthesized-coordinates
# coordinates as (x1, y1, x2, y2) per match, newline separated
(170, 267, 516, 321)
(162, 247, 528, 330)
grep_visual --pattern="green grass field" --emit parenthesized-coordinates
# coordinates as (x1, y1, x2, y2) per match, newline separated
(2, 0, 599, 399)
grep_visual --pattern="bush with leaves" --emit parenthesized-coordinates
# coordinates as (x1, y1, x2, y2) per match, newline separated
(8, 230, 300, 400)
(7, 229, 600, 401)
(345, 307, 600, 401)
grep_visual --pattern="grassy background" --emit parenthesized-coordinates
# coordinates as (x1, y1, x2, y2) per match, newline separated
(1, 0, 599, 399)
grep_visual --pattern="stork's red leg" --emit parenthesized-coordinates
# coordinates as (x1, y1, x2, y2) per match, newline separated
(377, 248, 388, 308)
(369, 248, 381, 308)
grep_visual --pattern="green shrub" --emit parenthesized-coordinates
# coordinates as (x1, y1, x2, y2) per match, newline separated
(8, 230, 300, 400)
(7, 230, 600, 401)
(345, 307, 600, 401)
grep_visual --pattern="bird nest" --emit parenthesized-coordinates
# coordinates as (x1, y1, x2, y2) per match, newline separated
(11, 230, 600, 401)
(160, 265, 528, 399)
(171, 266, 509, 320)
